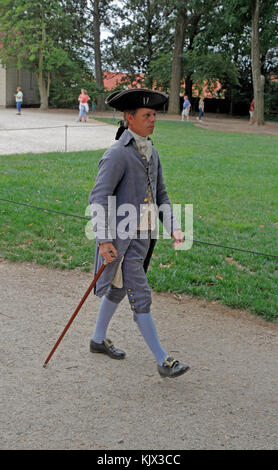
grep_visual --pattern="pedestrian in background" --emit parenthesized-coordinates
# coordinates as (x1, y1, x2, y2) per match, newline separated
(78, 88, 90, 123)
(249, 98, 255, 125)
(181, 95, 191, 121)
(197, 98, 204, 122)
(14, 86, 23, 115)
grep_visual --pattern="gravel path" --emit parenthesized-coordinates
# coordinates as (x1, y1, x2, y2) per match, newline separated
(0, 108, 116, 155)
(0, 108, 277, 156)
(1, 108, 277, 450)
(0, 259, 277, 450)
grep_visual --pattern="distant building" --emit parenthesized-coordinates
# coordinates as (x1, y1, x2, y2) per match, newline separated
(0, 60, 40, 107)
(103, 71, 223, 99)
(103, 71, 145, 91)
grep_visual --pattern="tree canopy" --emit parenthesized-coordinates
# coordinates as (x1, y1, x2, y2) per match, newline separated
(0, 0, 277, 120)
(0, 0, 89, 109)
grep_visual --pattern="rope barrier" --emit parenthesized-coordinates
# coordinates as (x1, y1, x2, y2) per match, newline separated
(0, 126, 66, 131)
(187, 238, 278, 259)
(0, 198, 89, 220)
(1, 197, 277, 260)
(0, 122, 115, 152)
(0, 123, 112, 132)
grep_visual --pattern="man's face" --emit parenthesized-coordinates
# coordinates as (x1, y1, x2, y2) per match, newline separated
(127, 108, 157, 137)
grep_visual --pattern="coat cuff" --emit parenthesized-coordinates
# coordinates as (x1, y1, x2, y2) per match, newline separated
(96, 238, 114, 245)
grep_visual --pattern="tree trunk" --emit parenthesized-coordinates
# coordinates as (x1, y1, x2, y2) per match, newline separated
(185, 75, 193, 101)
(37, 48, 49, 110)
(37, 75, 49, 110)
(93, 0, 105, 111)
(185, 14, 201, 104)
(251, 0, 265, 125)
(168, 11, 187, 114)
(144, 0, 154, 89)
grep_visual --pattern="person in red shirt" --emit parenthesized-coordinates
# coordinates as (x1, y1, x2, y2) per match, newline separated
(249, 99, 255, 125)
(78, 89, 91, 122)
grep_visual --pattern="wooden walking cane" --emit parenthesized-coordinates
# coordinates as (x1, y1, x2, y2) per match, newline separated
(43, 261, 107, 367)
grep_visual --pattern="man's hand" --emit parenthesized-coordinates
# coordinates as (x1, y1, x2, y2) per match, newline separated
(172, 229, 184, 249)
(99, 242, 118, 263)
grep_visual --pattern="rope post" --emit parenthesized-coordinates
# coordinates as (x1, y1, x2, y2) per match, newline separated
(65, 125, 68, 152)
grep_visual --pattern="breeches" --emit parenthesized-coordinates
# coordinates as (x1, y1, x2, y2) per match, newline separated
(106, 236, 152, 313)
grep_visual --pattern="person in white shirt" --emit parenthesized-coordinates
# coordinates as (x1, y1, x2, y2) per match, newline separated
(14, 86, 23, 115)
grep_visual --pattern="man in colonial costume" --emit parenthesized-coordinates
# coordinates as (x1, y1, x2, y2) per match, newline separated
(89, 88, 190, 378)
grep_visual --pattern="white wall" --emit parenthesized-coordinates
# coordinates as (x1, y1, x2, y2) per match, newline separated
(5, 67, 18, 106)
(0, 61, 40, 107)
(0, 61, 6, 106)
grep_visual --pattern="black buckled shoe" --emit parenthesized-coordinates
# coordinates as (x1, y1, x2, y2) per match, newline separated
(90, 338, 126, 360)
(157, 356, 190, 378)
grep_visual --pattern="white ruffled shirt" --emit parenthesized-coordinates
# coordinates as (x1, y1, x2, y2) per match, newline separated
(128, 129, 153, 161)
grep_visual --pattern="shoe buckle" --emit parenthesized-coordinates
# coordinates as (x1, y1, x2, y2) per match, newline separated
(104, 338, 113, 348)
(164, 357, 177, 368)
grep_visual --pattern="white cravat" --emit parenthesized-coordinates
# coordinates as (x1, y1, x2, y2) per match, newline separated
(129, 129, 153, 161)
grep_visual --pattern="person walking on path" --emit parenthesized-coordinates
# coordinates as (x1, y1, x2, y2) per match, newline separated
(197, 97, 205, 122)
(14, 86, 23, 115)
(181, 95, 191, 121)
(88, 88, 190, 379)
(78, 88, 90, 123)
(249, 98, 255, 125)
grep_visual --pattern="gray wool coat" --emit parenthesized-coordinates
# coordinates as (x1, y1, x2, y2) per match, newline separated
(89, 129, 179, 298)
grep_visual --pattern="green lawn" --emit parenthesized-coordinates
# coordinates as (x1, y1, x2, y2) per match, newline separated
(1, 119, 278, 321)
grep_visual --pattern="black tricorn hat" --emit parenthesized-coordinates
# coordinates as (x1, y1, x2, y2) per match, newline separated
(105, 88, 168, 111)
